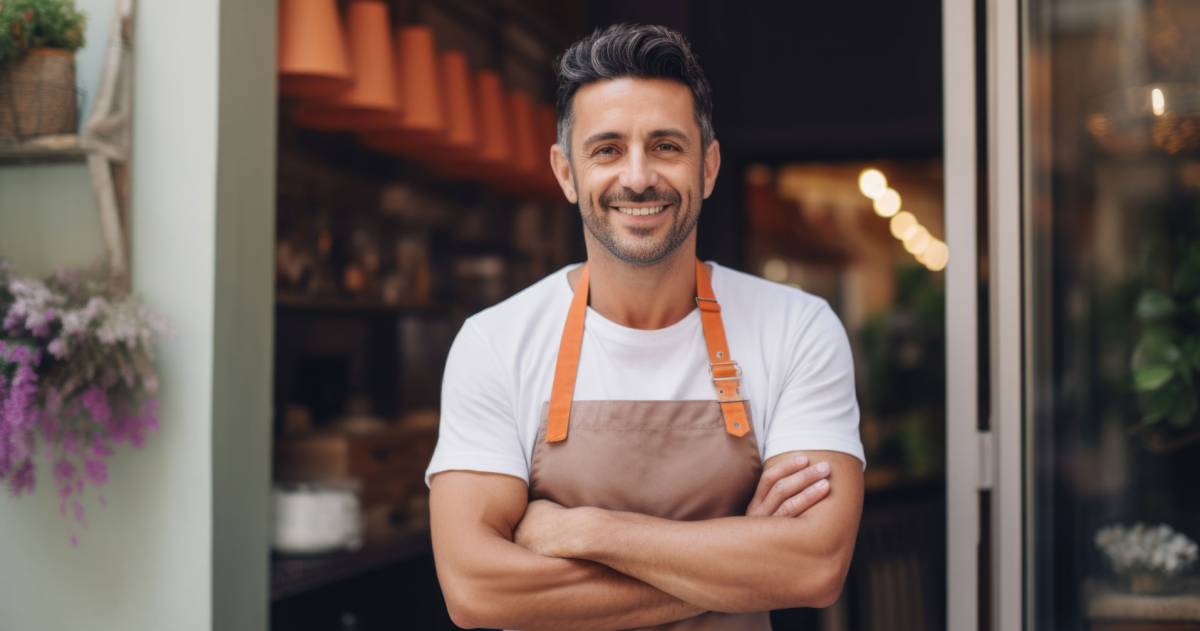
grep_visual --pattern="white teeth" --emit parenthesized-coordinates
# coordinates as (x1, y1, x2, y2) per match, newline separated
(612, 205, 666, 216)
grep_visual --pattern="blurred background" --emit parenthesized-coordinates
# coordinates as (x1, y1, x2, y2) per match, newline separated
(268, 2, 945, 629)
(3, 0, 1199, 630)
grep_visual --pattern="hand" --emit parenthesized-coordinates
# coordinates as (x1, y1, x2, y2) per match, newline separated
(514, 498, 583, 558)
(745, 454, 832, 518)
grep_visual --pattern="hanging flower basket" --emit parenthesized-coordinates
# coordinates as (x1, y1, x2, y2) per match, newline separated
(0, 261, 166, 544)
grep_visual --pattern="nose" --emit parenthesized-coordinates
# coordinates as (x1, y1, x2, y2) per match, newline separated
(617, 146, 659, 193)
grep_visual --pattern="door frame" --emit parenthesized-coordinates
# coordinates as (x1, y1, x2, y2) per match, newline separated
(944, 0, 1026, 628)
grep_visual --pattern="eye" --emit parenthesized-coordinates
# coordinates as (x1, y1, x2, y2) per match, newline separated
(654, 142, 681, 152)
(592, 145, 619, 157)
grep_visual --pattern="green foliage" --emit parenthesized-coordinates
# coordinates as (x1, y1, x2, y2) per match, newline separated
(858, 264, 946, 417)
(0, 0, 87, 66)
(1131, 241, 1200, 433)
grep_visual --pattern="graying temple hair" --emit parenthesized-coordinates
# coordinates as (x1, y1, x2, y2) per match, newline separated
(554, 23, 715, 156)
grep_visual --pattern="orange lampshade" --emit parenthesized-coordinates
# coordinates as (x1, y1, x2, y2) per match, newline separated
(395, 50, 481, 175)
(360, 25, 449, 152)
(393, 26, 445, 136)
(278, 0, 353, 98)
(486, 90, 545, 197)
(437, 51, 480, 154)
(292, 0, 400, 131)
(507, 90, 538, 176)
(475, 70, 511, 166)
(423, 69, 510, 181)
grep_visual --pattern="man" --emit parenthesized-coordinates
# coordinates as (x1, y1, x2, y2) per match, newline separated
(426, 23, 865, 630)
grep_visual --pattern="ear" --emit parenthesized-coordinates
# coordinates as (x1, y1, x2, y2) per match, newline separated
(702, 139, 721, 199)
(550, 143, 578, 204)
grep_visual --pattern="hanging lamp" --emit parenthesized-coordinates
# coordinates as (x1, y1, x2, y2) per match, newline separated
(360, 25, 450, 153)
(506, 89, 538, 176)
(277, 0, 353, 98)
(422, 68, 510, 180)
(486, 89, 544, 196)
(396, 50, 483, 173)
(292, 0, 400, 131)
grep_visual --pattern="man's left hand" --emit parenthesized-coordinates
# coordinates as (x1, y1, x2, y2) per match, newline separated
(515, 498, 591, 558)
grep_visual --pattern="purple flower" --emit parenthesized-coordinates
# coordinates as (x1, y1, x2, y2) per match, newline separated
(53, 457, 75, 482)
(80, 387, 113, 432)
(62, 432, 79, 455)
(1, 348, 41, 479)
(72, 499, 87, 527)
(8, 459, 35, 496)
(1, 261, 168, 542)
(83, 459, 108, 486)
(47, 338, 68, 359)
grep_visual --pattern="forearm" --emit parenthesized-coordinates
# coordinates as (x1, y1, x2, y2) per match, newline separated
(567, 509, 850, 614)
(438, 528, 704, 630)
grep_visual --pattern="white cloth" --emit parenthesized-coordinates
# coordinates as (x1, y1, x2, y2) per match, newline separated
(425, 261, 865, 487)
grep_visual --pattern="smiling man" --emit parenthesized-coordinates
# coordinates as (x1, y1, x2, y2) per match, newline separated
(426, 23, 865, 630)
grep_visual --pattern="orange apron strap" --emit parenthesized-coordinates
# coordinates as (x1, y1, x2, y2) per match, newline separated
(695, 259, 751, 437)
(546, 263, 590, 443)
(546, 259, 749, 443)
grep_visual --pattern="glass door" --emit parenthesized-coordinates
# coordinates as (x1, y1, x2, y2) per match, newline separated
(948, 0, 1200, 629)
(1024, 0, 1200, 629)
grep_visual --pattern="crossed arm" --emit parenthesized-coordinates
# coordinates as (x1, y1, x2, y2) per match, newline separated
(429, 450, 863, 630)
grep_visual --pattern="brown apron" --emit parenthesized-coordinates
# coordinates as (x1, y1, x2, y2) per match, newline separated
(528, 258, 772, 630)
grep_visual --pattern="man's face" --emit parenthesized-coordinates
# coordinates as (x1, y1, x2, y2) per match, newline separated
(550, 77, 721, 266)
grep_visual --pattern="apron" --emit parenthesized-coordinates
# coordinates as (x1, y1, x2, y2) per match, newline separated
(528, 258, 772, 631)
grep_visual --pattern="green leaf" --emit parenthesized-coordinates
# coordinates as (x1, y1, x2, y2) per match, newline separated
(1132, 332, 1181, 370)
(1137, 290, 1177, 322)
(1167, 385, 1198, 428)
(1135, 365, 1175, 391)
(1174, 246, 1200, 296)
(1139, 384, 1178, 423)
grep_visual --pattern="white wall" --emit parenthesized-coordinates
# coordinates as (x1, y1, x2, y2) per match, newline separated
(0, 0, 274, 629)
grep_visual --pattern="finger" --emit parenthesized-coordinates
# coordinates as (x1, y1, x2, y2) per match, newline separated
(772, 478, 831, 517)
(747, 455, 809, 514)
(747, 456, 811, 515)
(757, 460, 831, 517)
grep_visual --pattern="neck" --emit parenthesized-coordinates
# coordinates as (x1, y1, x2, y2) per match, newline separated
(571, 237, 700, 330)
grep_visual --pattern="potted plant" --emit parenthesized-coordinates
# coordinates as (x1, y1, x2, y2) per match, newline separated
(0, 0, 86, 140)
(1129, 240, 1200, 451)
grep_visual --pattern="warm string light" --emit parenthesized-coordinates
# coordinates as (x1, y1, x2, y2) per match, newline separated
(873, 189, 902, 218)
(858, 167, 949, 272)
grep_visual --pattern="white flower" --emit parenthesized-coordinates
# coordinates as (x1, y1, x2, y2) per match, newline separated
(1095, 523, 1199, 576)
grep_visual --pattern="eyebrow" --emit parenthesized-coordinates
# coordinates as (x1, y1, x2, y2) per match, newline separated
(581, 128, 691, 148)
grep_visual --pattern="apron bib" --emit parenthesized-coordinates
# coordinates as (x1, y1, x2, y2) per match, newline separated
(527, 258, 771, 631)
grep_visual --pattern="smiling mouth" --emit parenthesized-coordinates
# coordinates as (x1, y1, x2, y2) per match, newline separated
(610, 204, 669, 217)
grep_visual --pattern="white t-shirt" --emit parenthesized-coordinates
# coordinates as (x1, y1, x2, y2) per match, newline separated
(425, 261, 865, 487)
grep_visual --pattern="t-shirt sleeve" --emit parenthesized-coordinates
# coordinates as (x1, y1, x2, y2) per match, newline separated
(425, 319, 529, 487)
(763, 302, 866, 469)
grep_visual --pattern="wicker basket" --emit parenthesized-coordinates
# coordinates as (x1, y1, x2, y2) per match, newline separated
(0, 48, 79, 141)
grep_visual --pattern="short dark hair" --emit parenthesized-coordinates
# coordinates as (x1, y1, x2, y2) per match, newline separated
(554, 23, 715, 156)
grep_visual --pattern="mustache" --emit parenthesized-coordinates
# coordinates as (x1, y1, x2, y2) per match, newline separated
(599, 187, 680, 207)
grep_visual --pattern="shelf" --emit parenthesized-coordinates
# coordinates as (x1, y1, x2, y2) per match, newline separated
(1085, 577, 1200, 622)
(0, 134, 87, 165)
(275, 295, 451, 318)
(271, 527, 432, 602)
